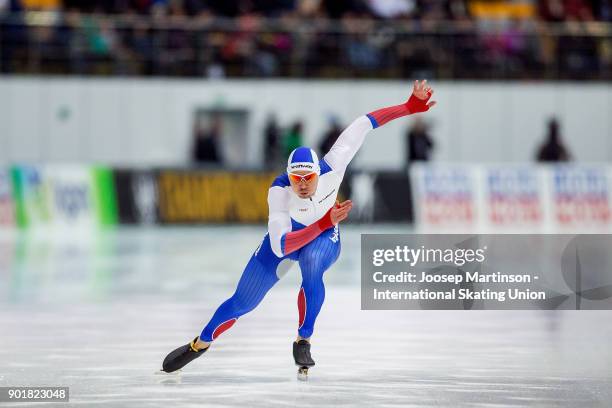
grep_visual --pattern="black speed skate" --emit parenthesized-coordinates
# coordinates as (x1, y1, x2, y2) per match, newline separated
(293, 340, 315, 380)
(162, 337, 208, 373)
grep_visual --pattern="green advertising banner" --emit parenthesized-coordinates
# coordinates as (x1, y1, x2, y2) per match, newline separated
(10, 165, 118, 230)
(91, 167, 118, 227)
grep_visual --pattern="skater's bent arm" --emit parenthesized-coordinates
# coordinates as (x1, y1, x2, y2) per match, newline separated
(268, 186, 332, 258)
(280, 200, 352, 256)
(280, 209, 334, 256)
(268, 190, 352, 258)
(323, 80, 436, 174)
(268, 187, 292, 258)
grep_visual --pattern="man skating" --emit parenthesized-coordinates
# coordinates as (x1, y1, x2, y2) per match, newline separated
(162, 80, 436, 377)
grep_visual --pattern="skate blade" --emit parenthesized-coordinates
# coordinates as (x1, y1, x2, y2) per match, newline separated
(297, 366, 309, 381)
(155, 369, 183, 385)
(155, 369, 182, 375)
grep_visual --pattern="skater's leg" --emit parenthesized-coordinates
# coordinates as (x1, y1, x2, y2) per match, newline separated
(199, 235, 295, 344)
(199, 257, 278, 342)
(162, 235, 294, 372)
(296, 225, 341, 340)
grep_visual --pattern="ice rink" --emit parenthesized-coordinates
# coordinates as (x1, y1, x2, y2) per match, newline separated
(1, 225, 611, 407)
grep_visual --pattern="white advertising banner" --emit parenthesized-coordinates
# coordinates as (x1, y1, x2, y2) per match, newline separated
(411, 164, 612, 233)
(410, 164, 480, 232)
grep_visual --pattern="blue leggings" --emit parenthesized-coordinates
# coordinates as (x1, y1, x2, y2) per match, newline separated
(200, 225, 341, 342)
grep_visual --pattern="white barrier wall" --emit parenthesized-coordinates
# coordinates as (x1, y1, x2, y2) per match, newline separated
(0, 77, 610, 167)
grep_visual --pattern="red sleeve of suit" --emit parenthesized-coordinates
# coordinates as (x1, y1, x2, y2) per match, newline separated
(366, 91, 433, 129)
(281, 207, 335, 256)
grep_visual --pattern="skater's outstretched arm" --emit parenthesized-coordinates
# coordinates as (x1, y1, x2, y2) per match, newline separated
(323, 80, 436, 174)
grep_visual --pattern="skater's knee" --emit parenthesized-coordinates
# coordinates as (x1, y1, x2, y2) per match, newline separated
(226, 294, 259, 317)
(300, 246, 338, 273)
(299, 249, 321, 268)
(302, 275, 325, 292)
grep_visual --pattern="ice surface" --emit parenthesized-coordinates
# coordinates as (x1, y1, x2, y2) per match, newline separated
(0, 226, 611, 407)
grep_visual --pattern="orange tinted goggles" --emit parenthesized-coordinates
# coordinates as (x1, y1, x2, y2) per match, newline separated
(288, 172, 317, 183)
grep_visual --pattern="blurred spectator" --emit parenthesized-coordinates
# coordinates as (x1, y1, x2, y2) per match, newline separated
(539, 0, 566, 21)
(128, 19, 154, 74)
(85, 16, 116, 54)
(320, 0, 370, 19)
(406, 117, 434, 163)
(192, 116, 222, 164)
(184, 0, 209, 16)
(318, 116, 343, 155)
(448, 0, 470, 20)
(367, 0, 415, 18)
(539, 0, 595, 21)
(481, 18, 534, 75)
(351, 172, 376, 222)
(343, 16, 384, 71)
(537, 0, 601, 78)
(1, 0, 25, 73)
(536, 118, 572, 162)
(263, 114, 281, 168)
(151, 0, 197, 75)
(417, 0, 453, 20)
(282, 121, 304, 158)
(296, 0, 322, 17)
(598, 0, 612, 21)
(564, 0, 595, 20)
(218, 10, 288, 77)
(255, 0, 296, 17)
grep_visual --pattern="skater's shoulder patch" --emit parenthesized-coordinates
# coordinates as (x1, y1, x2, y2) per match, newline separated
(271, 173, 290, 188)
(319, 159, 332, 175)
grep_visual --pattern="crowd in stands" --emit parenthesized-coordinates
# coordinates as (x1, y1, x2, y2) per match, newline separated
(1, 0, 611, 79)
(2, 0, 610, 21)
